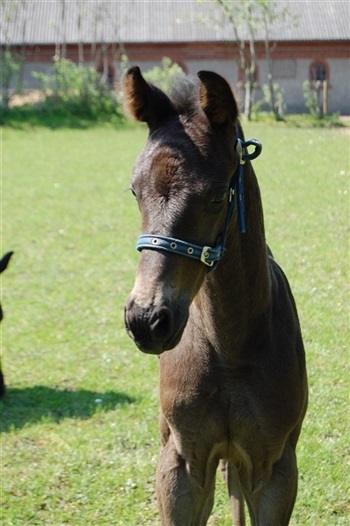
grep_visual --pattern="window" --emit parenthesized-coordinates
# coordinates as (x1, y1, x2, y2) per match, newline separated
(310, 62, 328, 82)
(272, 60, 296, 79)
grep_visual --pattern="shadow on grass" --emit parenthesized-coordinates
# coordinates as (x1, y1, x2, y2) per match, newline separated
(0, 385, 136, 432)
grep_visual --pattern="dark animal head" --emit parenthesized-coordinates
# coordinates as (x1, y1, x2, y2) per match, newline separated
(0, 252, 14, 322)
(124, 67, 241, 355)
(0, 251, 13, 397)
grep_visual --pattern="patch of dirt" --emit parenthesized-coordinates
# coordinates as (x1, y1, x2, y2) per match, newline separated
(9, 90, 45, 107)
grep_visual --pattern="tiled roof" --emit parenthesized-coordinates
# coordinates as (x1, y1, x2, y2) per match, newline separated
(1, 0, 349, 46)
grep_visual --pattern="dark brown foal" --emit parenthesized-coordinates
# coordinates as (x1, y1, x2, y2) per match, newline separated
(124, 67, 307, 525)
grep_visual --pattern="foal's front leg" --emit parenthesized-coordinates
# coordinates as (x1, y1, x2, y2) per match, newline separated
(156, 433, 217, 526)
(220, 460, 246, 526)
(245, 444, 298, 526)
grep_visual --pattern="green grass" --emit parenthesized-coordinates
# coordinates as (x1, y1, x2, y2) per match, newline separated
(1, 120, 349, 525)
(1, 103, 126, 130)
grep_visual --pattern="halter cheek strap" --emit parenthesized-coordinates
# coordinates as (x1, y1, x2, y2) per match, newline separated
(235, 137, 262, 233)
(136, 137, 262, 270)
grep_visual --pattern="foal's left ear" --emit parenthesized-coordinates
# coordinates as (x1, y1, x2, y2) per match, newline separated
(198, 71, 238, 128)
(123, 66, 176, 129)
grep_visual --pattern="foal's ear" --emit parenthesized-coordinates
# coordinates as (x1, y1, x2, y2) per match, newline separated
(123, 66, 176, 129)
(197, 71, 238, 127)
(0, 252, 14, 274)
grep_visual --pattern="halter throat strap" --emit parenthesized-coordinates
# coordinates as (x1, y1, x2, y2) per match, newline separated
(136, 137, 262, 270)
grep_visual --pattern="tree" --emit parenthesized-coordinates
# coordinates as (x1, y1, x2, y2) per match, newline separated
(143, 57, 185, 94)
(0, 0, 27, 108)
(215, 0, 258, 120)
(258, 0, 298, 120)
(88, 0, 126, 91)
(198, 0, 297, 120)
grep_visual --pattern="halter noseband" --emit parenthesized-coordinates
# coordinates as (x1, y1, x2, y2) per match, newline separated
(136, 136, 262, 270)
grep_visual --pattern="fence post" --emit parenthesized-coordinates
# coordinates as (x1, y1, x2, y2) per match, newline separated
(323, 80, 329, 116)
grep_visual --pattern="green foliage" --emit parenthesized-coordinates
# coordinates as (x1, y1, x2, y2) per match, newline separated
(119, 53, 130, 79)
(262, 83, 286, 118)
(1, 124, 349, 524)
(303, 80, 323, 118)
(0, 50, 21, 88)
(246, 110, 345, 129)
(143, 57, 184, 94)
(253, 83, 286, 121)
(283, 112, 343, 128)
(32, 57, 121, 118)
(0, 49, 23, 108)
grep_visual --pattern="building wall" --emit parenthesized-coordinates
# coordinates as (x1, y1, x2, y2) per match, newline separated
(327, 58, 350, 115)
(22, 62, 49, 89)
(129, 57, 350, 115)
(125, 40, 350, 115)
(7, 41, 350, 115)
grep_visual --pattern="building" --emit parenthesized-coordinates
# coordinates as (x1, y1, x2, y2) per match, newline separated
(1, 0, 349, 114)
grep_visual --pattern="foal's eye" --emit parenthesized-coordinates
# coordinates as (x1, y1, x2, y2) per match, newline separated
(211, 191, 227, 204)
(129, 187, 137, 199)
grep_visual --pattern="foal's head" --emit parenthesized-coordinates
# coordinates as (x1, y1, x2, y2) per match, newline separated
(124, 67, 241, 354)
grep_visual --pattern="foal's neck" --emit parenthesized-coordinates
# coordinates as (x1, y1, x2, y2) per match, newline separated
(193, 163, 271, 351)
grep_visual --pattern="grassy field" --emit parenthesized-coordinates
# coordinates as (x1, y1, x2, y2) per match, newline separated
(1, 119, 349, 525)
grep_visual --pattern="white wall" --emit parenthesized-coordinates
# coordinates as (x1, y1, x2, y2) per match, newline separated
(17, 55, 350, 115)
(186, 57, 350, 115)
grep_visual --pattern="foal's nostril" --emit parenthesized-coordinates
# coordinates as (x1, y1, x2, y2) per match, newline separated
(150, 307, 173, 342)
(124, 301, 175, 352)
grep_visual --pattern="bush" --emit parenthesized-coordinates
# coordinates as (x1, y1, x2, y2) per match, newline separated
(303, 80, 323, 118)
(143, 57, 184, 94)
(262, 83, 286, 120)
(253, 83, 286, 121)
(0, 50, 24, 109)
(32, 57, 121, 118)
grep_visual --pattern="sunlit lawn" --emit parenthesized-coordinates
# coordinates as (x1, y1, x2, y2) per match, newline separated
(1, 119, 349, 525)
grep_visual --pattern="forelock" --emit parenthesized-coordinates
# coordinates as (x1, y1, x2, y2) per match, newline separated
(168, 75, 200, 116)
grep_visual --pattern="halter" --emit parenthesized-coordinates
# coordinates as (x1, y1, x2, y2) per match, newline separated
(136, 136, 262, 270)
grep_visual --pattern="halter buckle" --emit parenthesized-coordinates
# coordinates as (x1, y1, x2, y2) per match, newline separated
(200, 246, 215, 267)
(235, 138, 246, 165)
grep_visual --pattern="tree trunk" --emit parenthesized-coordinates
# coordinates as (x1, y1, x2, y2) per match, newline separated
(263, 16, 281, 121)
(244, 77, 251, 120)
(244, 26, 256, 121)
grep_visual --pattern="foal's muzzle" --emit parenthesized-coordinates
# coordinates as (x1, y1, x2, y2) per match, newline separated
(124, 299, 187, 355)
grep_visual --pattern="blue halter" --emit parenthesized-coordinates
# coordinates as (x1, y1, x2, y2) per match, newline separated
(136, 137, 262, 270)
